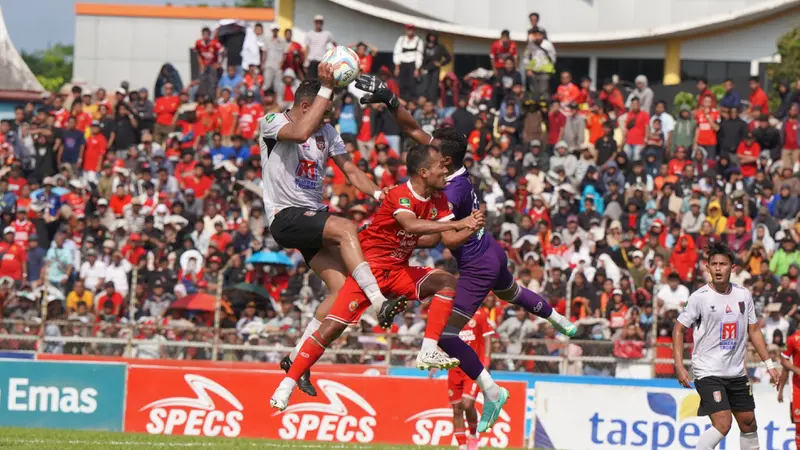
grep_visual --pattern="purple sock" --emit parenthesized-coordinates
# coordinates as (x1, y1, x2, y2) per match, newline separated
(513, 287, 553, 319)
(439, 334, 484, 380)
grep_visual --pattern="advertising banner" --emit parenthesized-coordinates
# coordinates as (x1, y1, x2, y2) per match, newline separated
(38, 353, 386, 375)
(124, 365, 527, 447)
(0, 360, 126, 431)
(535, 381, 796, 450)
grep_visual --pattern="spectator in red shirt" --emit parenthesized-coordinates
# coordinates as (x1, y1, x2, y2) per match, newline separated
(782, 103, 800, 168)
(736, 131, 760, 178)
(353, 42, 377, 74)
(195, 27, 223, 72)
(0, 226, 26, 281)
(599, 79, 626, 119)
(183, 165, 212, 199)
(623, 97, 650, 160)
(547, 102, 566, 147)
(236, 92, 263, 142)
(695, 96, 720, 157)
(153, 82, 179, 144)
(95, 281, 124, 316)
(83, 121, 107, 179)
(668, 146, 689, 176)
(748, 76, 769, 117)
(555, 71, 580, 107)
(109, 186, 132, 217)
(210, 221, 232, 251)
(490, 30, 517, 72)
(51, 96, 70, 129)
(696, 78, 716, 108)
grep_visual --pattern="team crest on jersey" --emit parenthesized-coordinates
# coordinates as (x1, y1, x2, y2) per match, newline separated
(713, 391, 722, 403)
(739, 301, 745, 314)
(303, 211, 316, 217)
(399, 198, 411, 208)
(266, 113, 276, 123)
(429, 207, 438, 219)
(349, 300, 359, 312)
(314, 135, 325, 151)
(468, 319, 476, 328)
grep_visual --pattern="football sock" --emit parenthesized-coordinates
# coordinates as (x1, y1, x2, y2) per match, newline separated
(476, 370, 502, 402)
(289, 318, 321, 361)
(467, 420, 478, 437)
(514, 286, 553, 318)
(439, 333, 484, 379)
(740, 431, 759, 450)
(352, 262, 386, 308)
(454, 428, 467, 447)
(795, 433, 800, 450)
(287, 331, 328, 382)
(277, 377, 297, 391)
(421, 289, 456, 353)
(696, 426, 724, 450)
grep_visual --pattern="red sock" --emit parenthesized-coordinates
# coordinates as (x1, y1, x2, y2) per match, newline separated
(795, 435, 800, 450)
(467, 421, 477, 436)
(287, 331, 328, 381)
(423, 289, 455, 341)
(454, 428, 467, 446)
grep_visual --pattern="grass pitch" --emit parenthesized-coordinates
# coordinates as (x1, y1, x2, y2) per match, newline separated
(0, 427, 534, 449)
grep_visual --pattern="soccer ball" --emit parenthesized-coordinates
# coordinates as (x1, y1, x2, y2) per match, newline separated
(321, 46, 361, 88)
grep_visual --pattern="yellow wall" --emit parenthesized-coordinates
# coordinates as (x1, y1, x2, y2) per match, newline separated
(437, 33, 455, 79)
(277, 0, 294, 30)
(663, 39, 682, 86)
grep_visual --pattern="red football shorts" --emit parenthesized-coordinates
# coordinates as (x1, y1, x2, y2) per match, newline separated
(791, 387, 800, 423)
(327, 266, 439, 326)
(448, 367, 478, 404)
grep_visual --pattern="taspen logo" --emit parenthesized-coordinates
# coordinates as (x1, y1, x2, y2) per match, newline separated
(589, 392, 707, 450)
(406, 394, 511, 448)
(274, 379, 377, 443)
(141, 374, 244, 437)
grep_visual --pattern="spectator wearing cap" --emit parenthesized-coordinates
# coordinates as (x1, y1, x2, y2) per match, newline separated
(236, 301, 263, 338)
(549, 141, 577, 181)
(393, 24, 423, 100)
(304, 14, 335, 80)
(681, 199, 705, 235)
(79, 248, 107, 293)
(770, 233, 800, 276)
(141, 279, 175, 319)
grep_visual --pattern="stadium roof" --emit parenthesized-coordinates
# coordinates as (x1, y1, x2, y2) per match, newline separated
(0, 6, 44, 100)
(327, 0, 800, 44)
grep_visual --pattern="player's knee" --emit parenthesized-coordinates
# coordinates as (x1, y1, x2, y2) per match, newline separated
(714, 418, 733, 436)
(452, 402, 463, 414)
(494, 283, 519, 302)
(439, 273, 457, 291)
(318, 320, 345, 344)
(462, 398, 475, 411)
(331, 218, 358, 243)
(739, 416, 757, 433)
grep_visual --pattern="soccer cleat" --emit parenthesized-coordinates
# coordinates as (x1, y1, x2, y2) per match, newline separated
(377, 295, 407, 329)
(416, 349, 460, 370)
(477, 387, 509, 433)
(280, 355, 317, 397)
(269, 382, 293, 412)
(549, 317, 578, 338)
(467, 435, 479, 450)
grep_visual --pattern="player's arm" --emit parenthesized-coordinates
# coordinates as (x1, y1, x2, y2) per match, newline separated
(416, 221, 479, 249)
(748, 294, 779, 385)
(354, 74, 432, 145)
(394, 209, 481, 236)
(331, 153, 382, 200)
(416, 234, 442, 248)
(672, 321, 690, 386)
(276, 63, 335, 143)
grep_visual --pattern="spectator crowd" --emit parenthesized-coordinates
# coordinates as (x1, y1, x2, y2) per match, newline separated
(1, 11, 800, 379)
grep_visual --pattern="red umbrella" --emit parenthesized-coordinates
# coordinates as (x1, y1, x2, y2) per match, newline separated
(170, 293, 220, 312)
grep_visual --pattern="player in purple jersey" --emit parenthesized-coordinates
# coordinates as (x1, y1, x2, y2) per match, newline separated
(356, 74, 576, 432)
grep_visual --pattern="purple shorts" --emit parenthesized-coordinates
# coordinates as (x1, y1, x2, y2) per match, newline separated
(453, 238, 515, 318)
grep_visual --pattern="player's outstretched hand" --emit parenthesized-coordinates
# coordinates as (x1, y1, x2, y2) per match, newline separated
(356, 74, 399, 110)
(768, 368, 780, 388)
(676, 366, 692, 389)
(460, 214, 481, 232)
(317, 62, 335, 89)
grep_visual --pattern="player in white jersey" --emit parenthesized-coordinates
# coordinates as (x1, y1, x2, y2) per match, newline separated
(259, 64, 406, 397)
(673, 242, 778, 450)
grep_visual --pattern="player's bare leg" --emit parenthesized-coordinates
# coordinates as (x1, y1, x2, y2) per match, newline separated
(438, 311, 508, 432)
(281, 247, 348, 397)
(462, 397, 479, 450)
(271, 317, 349, 411)
(321, 215, 404, 327)
(733, 410, 759, 450)
(493, 282, 576, 337)
(416, 271, 460, 370)
(696, 410, 730, 449)
(452, 401, 468, 450)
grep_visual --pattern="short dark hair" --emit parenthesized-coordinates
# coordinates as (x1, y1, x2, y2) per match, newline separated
(724, 78, 734, 84)
(432, 127, 467, 167)
(294, 79, 321, 104)
(501, 29, 510, 37)
(655, 100, 667, 107)
(706, 242, 735, 264)
(697, 77, 708, 84)
(406, 144, 439, 176)
(202, 27, 211, 33)
(529, 12, 540, 19)
(749, 76, 760, 83)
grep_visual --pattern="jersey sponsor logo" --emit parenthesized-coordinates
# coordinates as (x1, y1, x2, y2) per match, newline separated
(399, 198, 411, 208)
(720, 322, 738, 350)
(712, 391, 722, 403)
(295, 159, 319, 190)
(266, 113, 276, 123)
(275, 379, 376, 443)
(405, 394, 510, 447)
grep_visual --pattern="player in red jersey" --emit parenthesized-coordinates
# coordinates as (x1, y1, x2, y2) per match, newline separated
(448, 307, 494, 450)
(11, 207, 34, 248)
(0, 226, 27, 282)
(778, 330, 800, 449)
(270, 144, 485, 411)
